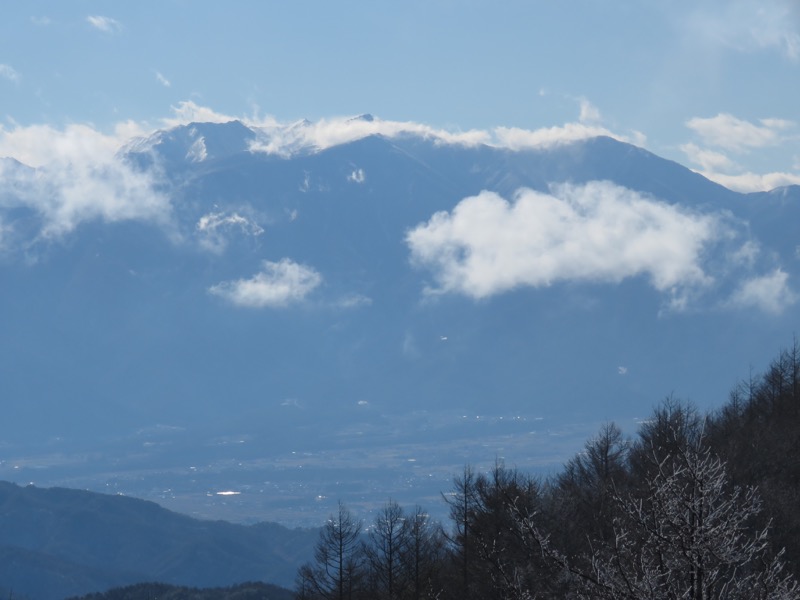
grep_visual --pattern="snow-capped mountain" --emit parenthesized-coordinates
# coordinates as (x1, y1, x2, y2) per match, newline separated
(0, 119, 797, 524)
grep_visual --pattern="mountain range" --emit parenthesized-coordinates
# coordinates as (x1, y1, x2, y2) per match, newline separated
(0, 117, 797, 526)
(0, 481, 310, 599)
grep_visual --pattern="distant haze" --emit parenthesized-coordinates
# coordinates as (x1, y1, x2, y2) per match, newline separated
(0, 116, 796, 525)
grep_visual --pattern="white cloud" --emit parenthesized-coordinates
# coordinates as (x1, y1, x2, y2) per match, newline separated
(727, 269, 796, 314)
(686, 113, 793, 151)
(0, 103, 265, 246)
(682, 113, 799, 191)
(32, 99, 637, 164)
(161, 101, 238, 128)
(686, 0, 800, 60)
(196, 211, 264, 253)
(730, 240, 761, 267)
(251, 115, 644, 157)
(0, 121, 148, 169)
(336, 293, 373, 309)
(0, 64, 19, 83)
(0, 122, 170, 240)
(155, 71, 171, 88)
(209, 258, 322, 308)
(249, 114, 491, 157)
(406, 182, 721, 305)
(348, 168, 365, 183)
(493, 123, 613, 150)
(87, 15, 122, 34)
(680, 142, 736, 172)
(578, 98, 602, 124)
(694, 170, 800, 193)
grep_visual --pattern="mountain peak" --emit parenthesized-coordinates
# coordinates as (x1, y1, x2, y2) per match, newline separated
(122, 119, 256, 167)
(350, 113, 376, 123)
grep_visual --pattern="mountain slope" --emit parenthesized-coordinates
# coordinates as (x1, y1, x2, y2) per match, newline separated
(0, 482, 313, 600)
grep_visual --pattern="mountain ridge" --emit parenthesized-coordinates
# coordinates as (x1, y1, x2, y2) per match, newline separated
(0, 481, 313, 600)
(0, 121, 796, 530)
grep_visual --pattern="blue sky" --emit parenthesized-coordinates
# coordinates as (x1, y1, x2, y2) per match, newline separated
(1, 0, 799, 192)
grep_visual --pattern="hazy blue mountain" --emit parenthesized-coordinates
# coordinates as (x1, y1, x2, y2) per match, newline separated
(0, 121, 796, 526)
(0, 482, 310, 600)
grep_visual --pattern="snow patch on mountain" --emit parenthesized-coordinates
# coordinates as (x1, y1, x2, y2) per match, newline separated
(348, 168, 366, 183)
(186, 135, 208, 162)
(196, 211, 264, 253)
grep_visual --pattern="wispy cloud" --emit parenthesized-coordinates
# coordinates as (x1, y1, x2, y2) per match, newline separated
(0, 64, 19, 83)
(726, 269, 796, 314)
(195, 211, 263, 253)
(680, 142, 737, 172)
(161, 101, 237, 128)
(685, 0, 800, 61)
(686, 113, 793, 151)
(0, 122, 169, 242)
(87, 15, 122, 34)
(336, 293, 373, 309)
(115, 99, 641, 161)
(155, 71, 171, 88)
(682, 113, 799, 191)
(493, 123, 645, 151)
(693, 170, 800, 193)
(347, 168, 365, 183)
(577, 98, 602, 124)
(209, 259, 322, 308)
(249, 114, 491, 157)
(248, 103, 644, 157)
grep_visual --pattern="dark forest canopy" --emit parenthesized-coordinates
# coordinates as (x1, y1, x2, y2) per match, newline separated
(296, 343, 800, 599)
(65, 581, 293, 600)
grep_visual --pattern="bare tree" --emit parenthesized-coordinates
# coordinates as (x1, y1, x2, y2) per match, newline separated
(364, 500, 407, 600)
(580, 444, 799, 599)
(297, 502, 365, 600)
(554, 422, 630, 554)
(442, 466, 478, 599)
(399, 506, 447, 600)
(495, 405, 800, 600)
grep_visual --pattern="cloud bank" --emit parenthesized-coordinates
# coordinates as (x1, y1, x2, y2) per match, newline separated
(0, 101, 647, 245)
(407, 183, 718, 305)
(209, 259, 322, 308)
(230, 96, 644, 157)
(0, 122, 170, 243)
(407, 182, 793, 313)
(681, 113, 800, 192)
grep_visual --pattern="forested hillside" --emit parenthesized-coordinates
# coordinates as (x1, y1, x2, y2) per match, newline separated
(65, 582, 292, 600)
(0, 485, 316, 600)
(296, 344, 800, 599)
